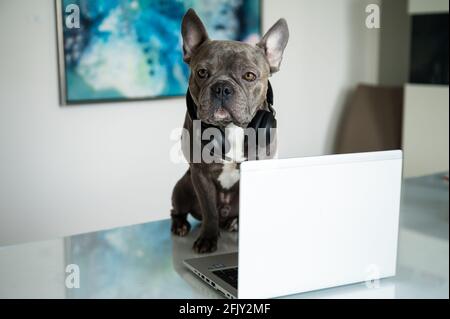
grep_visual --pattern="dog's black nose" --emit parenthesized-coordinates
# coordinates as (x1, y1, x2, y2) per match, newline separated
(211, 82, 234, 99)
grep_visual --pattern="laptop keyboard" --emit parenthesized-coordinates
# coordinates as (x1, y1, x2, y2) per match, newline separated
(212, 267, 238, 289)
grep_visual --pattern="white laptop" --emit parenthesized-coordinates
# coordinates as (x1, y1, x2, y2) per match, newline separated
(184, 150, 403, 299)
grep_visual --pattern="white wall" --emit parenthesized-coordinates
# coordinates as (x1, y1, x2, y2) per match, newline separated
(0, 0, 380, 245)
(270, 0, 380, 156)
(403, 85, 449, 177)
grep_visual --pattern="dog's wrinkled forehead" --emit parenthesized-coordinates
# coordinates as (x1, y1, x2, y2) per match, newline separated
(181, 9, 289, 73)
(190, 41, 270, 76)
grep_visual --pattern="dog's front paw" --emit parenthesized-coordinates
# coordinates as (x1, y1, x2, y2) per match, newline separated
(193, 235, 218, 253)
(171, 218, 191, 237)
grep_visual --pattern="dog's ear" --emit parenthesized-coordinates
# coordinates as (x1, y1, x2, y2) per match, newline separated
(181, 9, 209, 64)
(257, 19, 289, 73)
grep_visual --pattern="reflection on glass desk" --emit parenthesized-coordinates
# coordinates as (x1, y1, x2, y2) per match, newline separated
(0, 174, 448, 299)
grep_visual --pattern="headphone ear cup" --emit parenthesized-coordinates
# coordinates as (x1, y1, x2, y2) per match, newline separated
(248, 110, 266, 131)
(258, 111, 276, 146)
(264, 113, 277, 145)
(186, 89, 198, 120)
(248, 110, 277, 151)
(267, 81, 274, 106)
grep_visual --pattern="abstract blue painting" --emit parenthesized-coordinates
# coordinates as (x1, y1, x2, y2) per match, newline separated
(57, 0, 261, 104)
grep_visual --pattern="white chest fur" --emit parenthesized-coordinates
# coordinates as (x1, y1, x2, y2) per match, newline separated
(218, 162, 240, 190)
(217, 123, 246, 190)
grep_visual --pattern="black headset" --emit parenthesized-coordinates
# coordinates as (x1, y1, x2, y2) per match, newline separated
(186, 82, 277, 160)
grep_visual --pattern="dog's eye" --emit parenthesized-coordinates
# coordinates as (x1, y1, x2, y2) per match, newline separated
(243, 72, 257, 82)
(197, 68, 209, 79)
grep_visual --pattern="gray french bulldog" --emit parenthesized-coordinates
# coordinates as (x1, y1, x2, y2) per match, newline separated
(171, 9, 289, 253)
